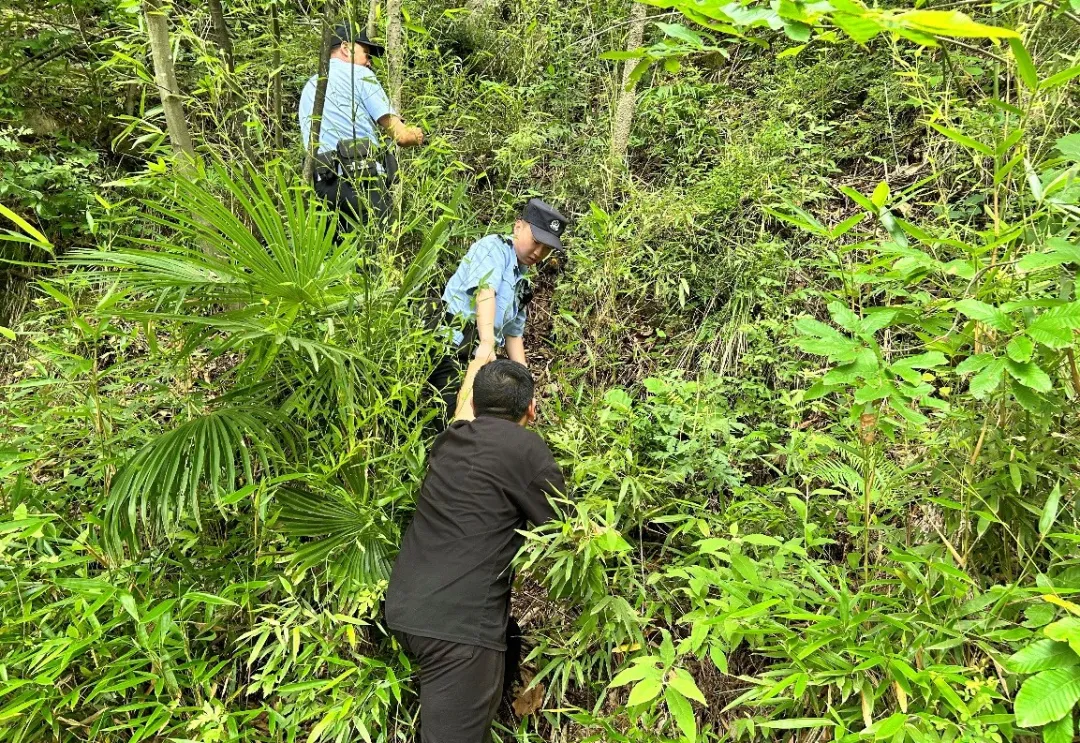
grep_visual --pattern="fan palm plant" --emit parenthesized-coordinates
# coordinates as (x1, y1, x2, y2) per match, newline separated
(65, 161, 454, 585)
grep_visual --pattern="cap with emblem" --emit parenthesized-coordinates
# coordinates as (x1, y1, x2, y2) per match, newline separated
(521, 198, 569, 251)
(330, 23, 386, 57)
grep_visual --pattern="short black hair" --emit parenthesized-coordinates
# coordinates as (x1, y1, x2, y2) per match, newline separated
(473, 360, 534, 421)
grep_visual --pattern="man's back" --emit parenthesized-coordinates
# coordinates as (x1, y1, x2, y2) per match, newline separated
(385, 416, 564, 650)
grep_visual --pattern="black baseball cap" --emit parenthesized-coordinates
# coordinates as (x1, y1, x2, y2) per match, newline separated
(521, 198, 569, 250)
(330, 23, 385, 57)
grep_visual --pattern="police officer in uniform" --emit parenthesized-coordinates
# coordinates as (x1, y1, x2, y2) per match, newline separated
(428, 198, 570, 430)
(298, 23, 423, 228)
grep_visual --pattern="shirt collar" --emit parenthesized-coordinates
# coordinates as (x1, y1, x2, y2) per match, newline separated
(503, 235, 530, 280)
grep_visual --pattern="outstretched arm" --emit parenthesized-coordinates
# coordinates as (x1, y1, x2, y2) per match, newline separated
(377, 114, 423, 147)
(453, 287, 497, 422)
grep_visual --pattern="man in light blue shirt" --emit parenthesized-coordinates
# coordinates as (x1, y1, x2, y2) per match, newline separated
(298, 23, 423, 226)
(428, 199, 571, 431)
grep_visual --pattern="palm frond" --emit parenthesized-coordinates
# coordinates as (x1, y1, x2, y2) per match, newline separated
(105, 406, 293, 556)
(274, 483, 399, 590)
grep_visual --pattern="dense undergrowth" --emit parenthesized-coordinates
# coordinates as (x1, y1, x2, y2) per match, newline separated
(2, 0, 1080, 741)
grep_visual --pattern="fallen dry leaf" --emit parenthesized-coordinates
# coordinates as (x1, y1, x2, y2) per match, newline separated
(512, 669, 545, 717)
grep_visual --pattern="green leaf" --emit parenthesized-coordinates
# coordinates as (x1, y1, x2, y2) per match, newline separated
(873, 712, 908, 739)
(0, 325, 14, 342)
(0, 203, 53, 249)
(1011, 379, 1047, 413)
(782, 19, 812, 42)
(669, 668, 708, 705)
(1044, 712, 1073, 743)
(839, 185, 878, 213)
(628, 676, 663, 706)
(955, 299, 1014, 332)
(183, 591, 239, 607)
(1014, 666, 1080, 728)
(1040, 484, 1063, 537)
(665, 687, 697, 743)
(928, 123, 995, 156)
(610, 663, 656, 688)
(1041, 65, 1080, 90)
(828, 301, 861, 333)
(871, 181, 890, 208)
(1045, 617, 1080, 657)
(1057, 133, 1080, 161)
(832, 12, 882, 43)
(1007, 336, 1035, 363)
(654, 22, 705, 47)
(896, 9, 1018, 39)
(955, 353, 993, 375)
(1007, 640, 1080, 674)
(968, 358, 1005, 398)
(860, 309, 899, 336)
(709, 644, 729, 674)
(1009, 38, 1039, 90)
(1005, 359, 1053, 393)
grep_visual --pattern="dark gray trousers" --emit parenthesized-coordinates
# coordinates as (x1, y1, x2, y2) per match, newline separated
(395, 631, 504, 743)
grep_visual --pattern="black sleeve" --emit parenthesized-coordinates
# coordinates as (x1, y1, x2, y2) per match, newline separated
(511, 460, 566, 526)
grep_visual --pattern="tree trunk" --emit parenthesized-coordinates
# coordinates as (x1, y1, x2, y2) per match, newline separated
(143, 0, 198, 175)
(207, 0, 235, 72)
(610, 1, 648, 165)
(301, 8, 337, 182)
(366, 0, 378, 38)
(386, 0, 403, 112)
(271, 0, 283, 148)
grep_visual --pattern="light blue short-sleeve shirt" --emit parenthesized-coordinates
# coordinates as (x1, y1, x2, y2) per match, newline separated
(442, 235, 530, 347)
(299, 58, 394, 154)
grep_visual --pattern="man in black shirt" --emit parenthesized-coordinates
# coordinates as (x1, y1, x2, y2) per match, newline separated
(385, 360, 565, 743)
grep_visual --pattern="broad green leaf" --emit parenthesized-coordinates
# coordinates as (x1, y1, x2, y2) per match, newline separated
(968, 358, 1005, 398)
(955, 353, 993, 375)
(665, 687, 697, 743)
(1007, 640, 1080, 674)
(709, 644, 729, 674)
(860, 309, 899, 335)
(1045, 617, 1080, 657)
(1007, 336, 1035, 362)
(955, 299, 1014, 332)
(1040, 484, 1063, 537)
(654, 22, 705, 46)
(660, 632, 676, 667)
(896, 9, 1018, 39)
(610, 663, 656, 687)
(828, 301, 861, 333)
(1014, 666, 1080, 728)
(628, 676, 663, 706)
(1029, 302, 1080, 336)
(669, 668, 708, 705)
(1009, 39, 1039, 90)
(853, 377, 895, 403)
(929, 123, 995, 157)
(1057, 133, 1080, 161)
(1011, 379, 1046, 413)
(0, 326, 14, 341)
(782, 19, 812, 42)
(873, 712, 907, 739)
(893, 351, 947, 370)
(871, 181, 890, 208)
(1005, 359, 1053, 392)
(1044, 712, 1073, 743)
